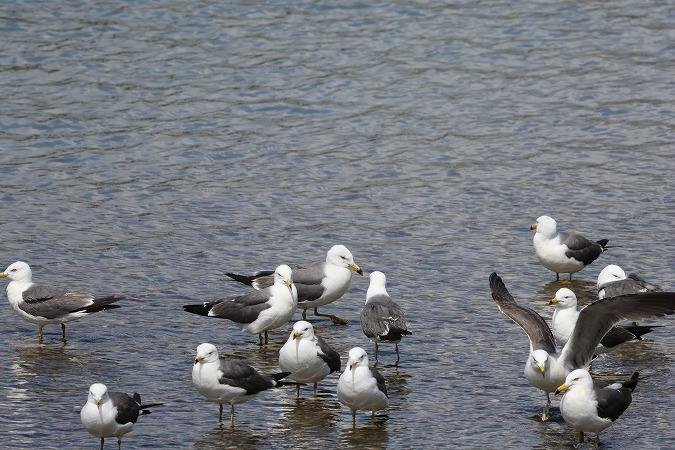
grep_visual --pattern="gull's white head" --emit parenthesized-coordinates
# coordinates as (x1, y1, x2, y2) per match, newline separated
(531, 349, 549, 376)
(326, 245, 363, 275)
(549, 288, 578, 309)
(195, 343, 219, 365)
(87, 383, 109, 406)
(555, 368, 593, 395)
(366, 271, 388, 300)
(530, 215, 557, 237)
(0, 261, 32, 282)
(597, 264, 626, 288)
(273, 265, 293, 290)
(347, 347, 369, 371)
(290, 320, 315, 341)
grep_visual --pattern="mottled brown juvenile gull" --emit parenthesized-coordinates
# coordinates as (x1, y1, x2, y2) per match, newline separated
(597, 264, 661, 299)
(183, 265, 296, 345)
(225, 245, 362, 325)
(80, 383, 162, 450)
(531, 216, 609, 281)
(360, 271, 411, 365)
(0, 261, 123, 343)
(489, 272, 675, 421)
(556, 369, 639, 445)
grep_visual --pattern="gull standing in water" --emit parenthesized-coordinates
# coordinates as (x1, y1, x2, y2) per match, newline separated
(192, 343, 288, 426)
(1, 261, 123, 343)
(80, 383, 162, 450)
(225, 245, 363, 324)
(549, 288, 661, 349)
(597, 264, 661, 299)
(556, 369, 639, 445)
(360, 271, 411, 365)
(337, 347, 388, 426)
(489, 272, 674, 421)
(278, 320, 341, 398)
(531, 216, 609, 281)
(183, 265, 296, 345)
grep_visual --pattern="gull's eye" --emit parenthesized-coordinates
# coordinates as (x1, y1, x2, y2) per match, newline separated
(10, 268, 17, 272)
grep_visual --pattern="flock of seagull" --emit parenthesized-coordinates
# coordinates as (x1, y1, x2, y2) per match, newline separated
(2, 215, 674, 448)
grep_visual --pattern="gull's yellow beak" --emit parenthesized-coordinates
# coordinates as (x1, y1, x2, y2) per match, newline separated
(283, 278, 293, 287)
(555, 383, 570, 395)
(538, 363, 546, 375)
(530, 223, 538, 231)
(349, 262, 363, 276)
(95, 398, 102, 406)
(0, 272, 7, 278)
(292, 331, 301, 340)
(548, 298, 559, 305)
(349, 363, 355, 371)
(195, 355, 204, 364)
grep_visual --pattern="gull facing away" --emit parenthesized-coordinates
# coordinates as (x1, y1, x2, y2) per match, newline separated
(556, 369, 639, 445)
(80, 383, 162, 450)
(549, 288, 661, 349)
(360, 271, 411, 365)
(225, 245, 363, 325)
(183, 265, 296, 345)
(337, 347, 388, 426)
(192, 343, 289, 426)
(0, 261, 123, 343)
(531, 216, 609, 281)
(489, 272, 674, 421)
(278, 321, 341, 398)
(597, 264, 661, 299)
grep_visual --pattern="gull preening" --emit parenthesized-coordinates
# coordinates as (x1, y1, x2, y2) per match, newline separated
(1, 261, 123, 343)
(183, 265, 296, 345)
(278, 320, 341, 398)
(225, 245, 363, 324)
(597, 264, 661, 299)
(531, 216, 609, 281)
(192, 343, 288, 426)
(360, 271, 411, 365)
(489, 272, 675, 421)
(556, 369, 639, 445)
(337, 347, 388, 426)
(80, 383, 162, 450)
(549, 288, 660, 349)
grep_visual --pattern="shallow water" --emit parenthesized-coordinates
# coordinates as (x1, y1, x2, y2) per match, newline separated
(0, 1, 673, 449)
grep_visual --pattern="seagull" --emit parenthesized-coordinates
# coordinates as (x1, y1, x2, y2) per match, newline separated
(597, 264, 661, 299)
(489, 272, 674, 421)
(278, 320, 341, 398)
(183, 265, 296, 345)
(0, 261, 124, 343)
(80, 383, 162, 450)
(337, 347, 388, 426)
(549, 288, 661, 349)
(555, 369, 639, 445)
(360, 271, 411, 365)
(225, 245, 363, 324)
(530, 216, 609, 281)
(192, 343, 289, 426)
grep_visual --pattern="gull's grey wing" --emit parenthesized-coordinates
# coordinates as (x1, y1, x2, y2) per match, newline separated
(109, 392, 141, 425)
(489, 273, 556, 353)
(19, 285, 94, 319)
(316, 335, 341, 373)
(360, 296, 410, 342)
(207, 289, 272, 324)
(599, 326, 639, 348)
(560, 232, 604, 265)
(601, 274, 660, 298)
(370, 367, 388, 397)
(560, 293, 675, 369)
(292, 263, 327, 303)
(595, 372, 638, 421)
(218, 359, 275, 394)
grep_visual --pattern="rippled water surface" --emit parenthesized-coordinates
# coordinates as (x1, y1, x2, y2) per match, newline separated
(1, 1, 674, 449)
